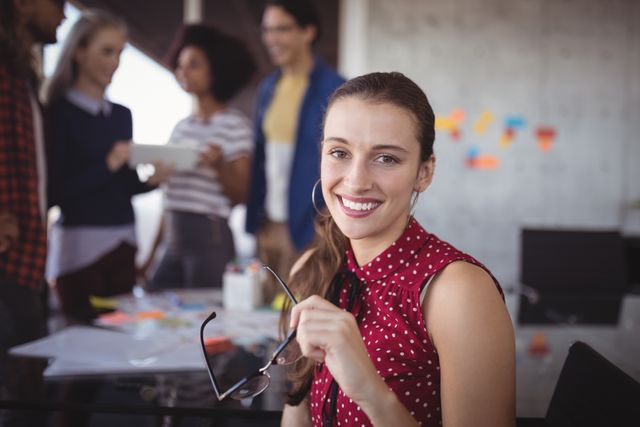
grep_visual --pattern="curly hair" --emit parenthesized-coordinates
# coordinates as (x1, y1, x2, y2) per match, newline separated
(166, 24, 256, 103)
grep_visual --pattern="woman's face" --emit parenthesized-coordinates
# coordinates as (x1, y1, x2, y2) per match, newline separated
(321, 97, 434, 256)
(75, 26, 126, 91)
(261, 5, 314, 68)
(174, 45, 212, 96)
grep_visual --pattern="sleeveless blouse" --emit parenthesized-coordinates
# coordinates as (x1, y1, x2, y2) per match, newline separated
(309, 218, 502, 427)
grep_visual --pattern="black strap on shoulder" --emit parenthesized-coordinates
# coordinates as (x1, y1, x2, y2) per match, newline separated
(323, 270, 361, 426)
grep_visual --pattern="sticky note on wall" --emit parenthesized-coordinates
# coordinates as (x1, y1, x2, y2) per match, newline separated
(435, 108, 465, 141)
(535, 126, 557, 152)
(473, 110, 494, 135)
(466, 145, 500, 170)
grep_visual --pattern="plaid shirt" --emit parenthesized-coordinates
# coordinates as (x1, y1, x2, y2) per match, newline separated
(0, 64, 47, 290)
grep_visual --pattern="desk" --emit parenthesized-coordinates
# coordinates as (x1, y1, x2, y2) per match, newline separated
(3, 289, 287, 426)
(4, 291, 638, 424)
(511, 293, 640, 417)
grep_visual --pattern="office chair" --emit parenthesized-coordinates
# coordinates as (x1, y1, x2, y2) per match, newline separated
(545, 341, 640, 427)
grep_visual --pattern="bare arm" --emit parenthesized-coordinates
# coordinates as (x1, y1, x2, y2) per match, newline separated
(424, 261, 515, 427)
(200, 145, 250, 206)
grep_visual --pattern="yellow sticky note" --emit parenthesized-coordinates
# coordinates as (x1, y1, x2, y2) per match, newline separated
(271, 292, 286, 310)
(473, 110, 494, 134)
(435, 117, 455, 131)
(499, 133, 512, 148)
(89, 295, 118, 310)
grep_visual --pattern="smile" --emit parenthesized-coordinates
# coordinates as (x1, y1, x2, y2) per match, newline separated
(338, 196, 381, 216)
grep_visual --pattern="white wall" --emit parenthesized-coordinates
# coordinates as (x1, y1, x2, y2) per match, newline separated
(339, 0, 640, 287)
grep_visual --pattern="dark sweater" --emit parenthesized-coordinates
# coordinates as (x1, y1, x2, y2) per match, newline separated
(46, 98, 153, 226)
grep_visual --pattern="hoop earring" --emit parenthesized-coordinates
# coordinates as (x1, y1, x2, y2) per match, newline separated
(311, 179, 330, 218)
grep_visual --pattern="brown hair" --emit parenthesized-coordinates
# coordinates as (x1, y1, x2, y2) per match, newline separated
(282, 71, 436, 405)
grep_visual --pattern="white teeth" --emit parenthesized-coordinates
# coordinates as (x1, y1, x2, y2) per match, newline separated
(341, 197, 378, 211)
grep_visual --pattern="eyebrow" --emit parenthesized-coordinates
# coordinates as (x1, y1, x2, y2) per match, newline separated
(323, 137, 410, 154)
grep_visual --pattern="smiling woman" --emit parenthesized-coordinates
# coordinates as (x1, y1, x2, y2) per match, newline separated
(321, 98, 434, 263)
(280, 72, 515, 427)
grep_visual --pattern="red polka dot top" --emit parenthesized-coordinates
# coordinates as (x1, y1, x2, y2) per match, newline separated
(309, 218, 502, 427)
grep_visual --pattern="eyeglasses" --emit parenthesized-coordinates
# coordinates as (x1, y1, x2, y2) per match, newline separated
(260, 24, 298, 36)
(199, 265, 302, 401)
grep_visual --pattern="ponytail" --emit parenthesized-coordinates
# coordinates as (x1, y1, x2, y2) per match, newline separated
(279, 211, 347, 405)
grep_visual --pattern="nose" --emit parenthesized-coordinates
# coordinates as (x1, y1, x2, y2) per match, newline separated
(344, 158, 372, 192)
(111, 55, 121, 71)
(262, 31, 276, 46)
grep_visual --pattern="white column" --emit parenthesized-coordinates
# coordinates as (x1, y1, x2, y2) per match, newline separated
(183, 0, 203, 23)
(338, 0, 369, 78)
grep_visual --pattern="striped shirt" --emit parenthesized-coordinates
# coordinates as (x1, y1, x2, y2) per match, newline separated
(164, 109, 252, 219)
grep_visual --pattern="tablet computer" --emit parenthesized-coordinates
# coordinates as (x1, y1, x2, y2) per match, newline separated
(130, 143, 199, 170)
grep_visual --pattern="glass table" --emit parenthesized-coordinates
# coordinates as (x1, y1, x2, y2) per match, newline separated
(5, 289, 638, 425)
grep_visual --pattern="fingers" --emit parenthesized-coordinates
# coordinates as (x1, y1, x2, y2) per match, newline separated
(198, 144, 223, 169)
(113, 141, 131, 158)
(289, 294, 338, 328)
(146, 162, 174, 186)
(291, 296, 359, 362)
(152, 161, 175, 176)
(107, 142, 132, 171)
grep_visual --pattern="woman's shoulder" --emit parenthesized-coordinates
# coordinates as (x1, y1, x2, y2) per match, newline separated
(171, 115, 192, 130)
(432, 261, 497, 295)
(108, 102, 131, 116)
(421, 259, 510, 354)
(218, 108, 252, 130)
(45, 96, 73, 114)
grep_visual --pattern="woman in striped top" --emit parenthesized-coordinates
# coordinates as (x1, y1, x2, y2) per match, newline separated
(141, 24, 256, 289)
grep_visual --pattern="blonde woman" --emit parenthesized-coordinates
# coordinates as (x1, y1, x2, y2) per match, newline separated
(44, 9, 171, 322)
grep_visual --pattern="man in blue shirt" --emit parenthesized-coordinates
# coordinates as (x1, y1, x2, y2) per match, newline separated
(246, 0, 344, 299)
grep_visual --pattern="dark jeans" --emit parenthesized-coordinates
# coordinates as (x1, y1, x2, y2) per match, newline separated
(150, 211, 235, 289)
(0, 277, 48, 426)
(55, 241, 136, 323)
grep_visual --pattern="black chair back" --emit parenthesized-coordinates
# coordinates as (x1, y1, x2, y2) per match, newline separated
(546, 341, 640, 427)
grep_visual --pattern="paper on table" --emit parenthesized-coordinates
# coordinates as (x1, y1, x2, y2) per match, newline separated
(9, 326, 203, 376)
(129, 143, 199, 170)
(9, 309, 283, 377)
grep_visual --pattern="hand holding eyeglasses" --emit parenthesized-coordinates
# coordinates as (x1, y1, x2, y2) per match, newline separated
(200, 265, 302, 401)
(290, 295, 387, 407)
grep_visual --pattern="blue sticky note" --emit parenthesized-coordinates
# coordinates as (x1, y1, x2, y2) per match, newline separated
(467, 145, 480, 158)
(505, 116, 526, 129)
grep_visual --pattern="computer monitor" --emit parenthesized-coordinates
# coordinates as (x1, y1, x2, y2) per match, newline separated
(518, 229, 628, 325)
